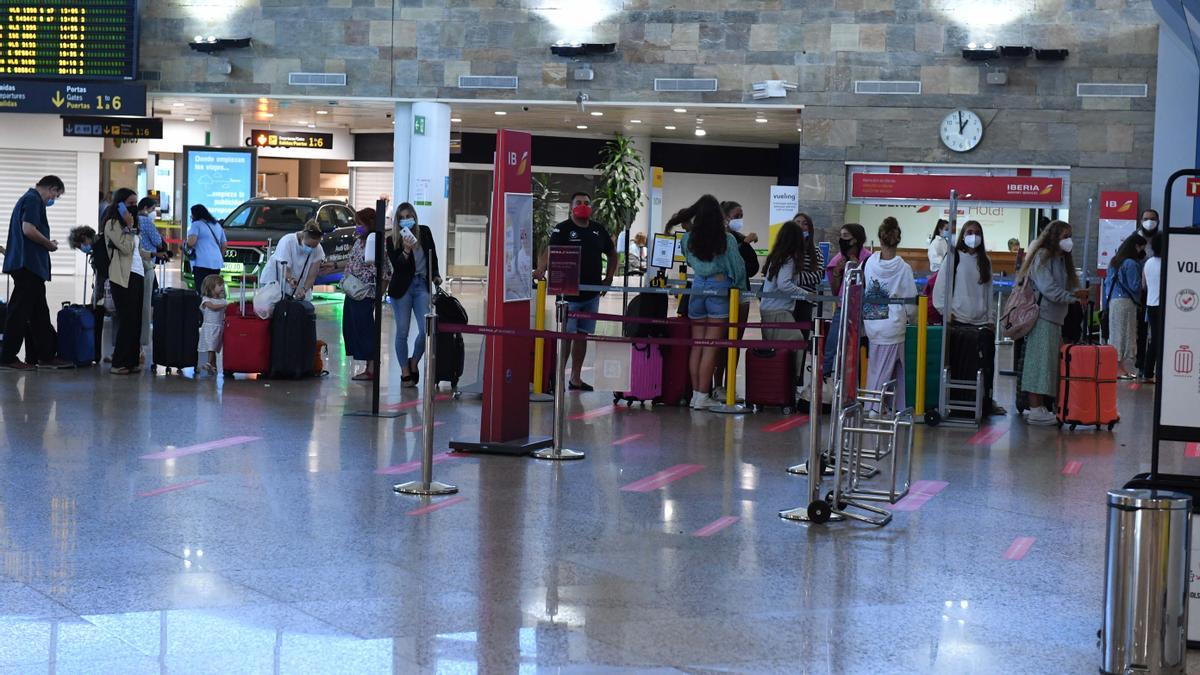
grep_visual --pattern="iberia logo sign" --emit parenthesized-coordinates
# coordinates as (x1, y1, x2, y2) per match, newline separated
(1116, 199, 1134, 213)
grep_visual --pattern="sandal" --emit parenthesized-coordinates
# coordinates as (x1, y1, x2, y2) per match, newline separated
(110, 367, 131, 375)
(352, 371, 375, 381)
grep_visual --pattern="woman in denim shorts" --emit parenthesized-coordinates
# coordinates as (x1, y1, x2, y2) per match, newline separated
(672, 195, 748, 410)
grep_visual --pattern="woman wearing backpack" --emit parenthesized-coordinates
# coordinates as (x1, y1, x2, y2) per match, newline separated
(760, 220, 824, 381)
(1103, 233, 1146, 379)
(1015, 220, 1083, 425)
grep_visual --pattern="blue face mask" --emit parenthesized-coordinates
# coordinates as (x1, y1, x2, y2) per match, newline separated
(46, 198, 55, 207)
(802, 229, 810, 239)
(300, 244, 313, 255)
(80, 244, 92, 254)
(355, 226, 367, 237)
(400, 218, 415, 229)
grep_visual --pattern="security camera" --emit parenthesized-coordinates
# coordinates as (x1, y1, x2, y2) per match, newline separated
(522, 105, 530, 112)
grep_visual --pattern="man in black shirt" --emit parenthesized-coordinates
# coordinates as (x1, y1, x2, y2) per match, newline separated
(534, 191, 616, 391)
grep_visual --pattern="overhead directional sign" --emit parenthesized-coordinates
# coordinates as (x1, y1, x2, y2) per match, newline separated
(62, 115, 161, 139)
(249, 129, 333, 150)
(0, 80, 144, 115)
(0, 0, 139, 80)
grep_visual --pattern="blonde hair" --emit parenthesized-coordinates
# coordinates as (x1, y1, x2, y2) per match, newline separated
(200, 273, 225, 297)
(391, 202, 419, 247)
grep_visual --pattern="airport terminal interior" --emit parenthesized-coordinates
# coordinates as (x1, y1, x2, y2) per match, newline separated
(2, 0, 1200, 673)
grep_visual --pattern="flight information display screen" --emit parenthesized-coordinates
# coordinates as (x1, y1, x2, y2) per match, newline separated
(0, 1, 138, 80)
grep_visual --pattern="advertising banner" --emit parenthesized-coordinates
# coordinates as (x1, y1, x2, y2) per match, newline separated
(1158, 232, 1200, 432)
(182, 146, 256, 221)
(503, 193, 533, 302)
(851, 173, 1064, 204)
(548, 245, 581, 296)
(1097, 191, 1138, 273)
(767, 185, 798, 251)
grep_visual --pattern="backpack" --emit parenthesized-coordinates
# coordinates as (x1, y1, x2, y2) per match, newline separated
(1000, 273, 1040, 340)
(91, 230, 112, 286)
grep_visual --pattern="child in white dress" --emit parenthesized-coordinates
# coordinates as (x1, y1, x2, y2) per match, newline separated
(198, 274, 228, 377)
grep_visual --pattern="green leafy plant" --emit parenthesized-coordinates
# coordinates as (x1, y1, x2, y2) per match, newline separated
(592, 135, 645, 238)
(532, 172, 558, 260)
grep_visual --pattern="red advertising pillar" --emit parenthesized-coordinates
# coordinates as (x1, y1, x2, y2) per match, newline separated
(450, 130, 551, 455)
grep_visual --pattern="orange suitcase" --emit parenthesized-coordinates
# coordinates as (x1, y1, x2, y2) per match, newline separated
(1056, 344, 1119, 430)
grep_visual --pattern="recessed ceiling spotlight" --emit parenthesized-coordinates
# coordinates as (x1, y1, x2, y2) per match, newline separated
(184, 117, 196, 122)
(494, 111, 507, 116)
(307, 124, 316, 128)
(590, 111, 603, 117)
(450, 117, 462, 123)
(316, 110, 329, 115)
(576, 125, 588, 129)
(755, 118, 768, 123)
(664, 125, 676, 130)
(171, 102, 184, 108)
(673, 108, 687, 113)
(262, 113, 274, 118)
(797, 127, 803, 132)
(630, 119, 642, 124)
(694, 129, 707, 137)
(295, 120, 307, 125)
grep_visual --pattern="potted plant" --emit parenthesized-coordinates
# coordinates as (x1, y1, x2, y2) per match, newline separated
(591, 135, 645, 306)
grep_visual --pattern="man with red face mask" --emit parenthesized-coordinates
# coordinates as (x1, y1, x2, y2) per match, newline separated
(534, 191, 616, 391)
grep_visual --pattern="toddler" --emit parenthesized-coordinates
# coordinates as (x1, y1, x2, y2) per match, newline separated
(198, 274, 228, 377)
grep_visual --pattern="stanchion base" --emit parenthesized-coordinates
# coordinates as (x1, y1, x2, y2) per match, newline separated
(531, 447, 585, 461)
(530, 393, 554, 403)
(344, 410, 404, 418)
(394, 480, 459, 496)
(449, 436, 553, 457)
(787, 461, 835, 477)
(709, 404, 748, 415)
(779, 506, 846, 523)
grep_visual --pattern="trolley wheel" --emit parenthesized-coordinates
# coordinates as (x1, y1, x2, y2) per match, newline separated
(1107, 422, 1116, 431)
(924, 410, 941, 426)
(1069, 423, 1076, 431)
(782, 406, 794, 415)
(826, 491, 848, 512)
(806, 500, 831, 524)
(613, 393, 621, 404)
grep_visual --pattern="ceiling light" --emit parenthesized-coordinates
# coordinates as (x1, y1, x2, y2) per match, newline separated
(664, 125, 676, 130)
(316, 110, 329, 115)
(673, 108, 687, 113)
(295, 121, 307, 125)
(262, 113, 274, 118)
(755, 118, 768, 123)
(694, 129, 707, 137)
(171, 102, 184, 108)
(450, 117, 462, 123)
(590, 111, 603, 117)
(184, 117, 196, 122)
(494, 111, 507, 116)
(630, 119, 642, 124)
(797, 127, 803, 132)
(576, 125, 588, 129)
(307, 124, 316, 129)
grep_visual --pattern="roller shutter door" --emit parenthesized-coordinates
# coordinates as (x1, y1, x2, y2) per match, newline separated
(0, 149, 80, 275)
(350, 166, 393, 212)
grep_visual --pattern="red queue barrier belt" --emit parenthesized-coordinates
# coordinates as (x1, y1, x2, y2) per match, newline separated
(566, 311, 812, 331)
(439, 323, 810, 352)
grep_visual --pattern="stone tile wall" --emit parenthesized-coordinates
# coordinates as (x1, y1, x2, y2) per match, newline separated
(140, 0, 1162, 237)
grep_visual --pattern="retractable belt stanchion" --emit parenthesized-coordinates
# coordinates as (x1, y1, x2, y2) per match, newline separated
(711, 287, 746, 414)
(532, 298, 586, 461)
(531, 279, 553, 403)
(395, 292, 459, 496)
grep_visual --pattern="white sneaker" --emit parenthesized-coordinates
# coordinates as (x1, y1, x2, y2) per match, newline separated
(692, 392, 716, 410)
(1026, 407, 1058, 426)
(712, 386, 726, 401)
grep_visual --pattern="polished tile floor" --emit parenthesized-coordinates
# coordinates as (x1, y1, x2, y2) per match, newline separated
(0, 280, 1192, 673)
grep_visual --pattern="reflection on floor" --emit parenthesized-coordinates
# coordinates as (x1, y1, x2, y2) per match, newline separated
(0, 283, 1192, 673)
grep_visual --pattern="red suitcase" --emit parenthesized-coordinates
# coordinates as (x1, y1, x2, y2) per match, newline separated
(660, 318, 692, 406)
(615, 343, 664, 407)
(223, 278, 271, 375)
(1056, 344, 1119, 430)
(746, 348, 797, 413)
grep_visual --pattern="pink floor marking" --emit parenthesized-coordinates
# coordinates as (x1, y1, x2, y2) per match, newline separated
(969, 426, 1009, 446)
(693, 516, 740, 537)
(620, 464, 706, 492)
(384, 394, 453, 412)
(888, 480, 950, 511)
(570, 405, 618, 421)
(1129, 382, 1142, 391)
(1187, 443, 1200, 458)
(136, 479, 209, 498)
(1062, 460, 1083, 476)
(402, 421, 445, 433)
(764, 415, 810, 433)
(1003, 536, 1036, 561)
(406, 495, 467, 516)
(375, 451, 456, 475)
(140, 435, 262, 460)
(612, 433, 645, 446)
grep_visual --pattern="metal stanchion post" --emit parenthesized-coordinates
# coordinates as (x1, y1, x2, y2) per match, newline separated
(915, 295, 928, 419)
(787, 319, 830, 477)
(781, 310, 843, 523)
(532, 299, 585, 461)
(531, 278, 553, 403)
(395, 304, 459, 495)
(712, 287, 746, 414)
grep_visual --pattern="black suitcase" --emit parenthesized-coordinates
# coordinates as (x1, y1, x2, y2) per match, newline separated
(623, 292, 668, 338)
(152, 288, 202, 370)
(947, 324, 995, 405)
(269, 295, 317, 379)
(432, 288, 466, 387)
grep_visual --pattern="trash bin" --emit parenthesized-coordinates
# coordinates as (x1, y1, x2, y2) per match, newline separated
(1102, 489, 1192, 675)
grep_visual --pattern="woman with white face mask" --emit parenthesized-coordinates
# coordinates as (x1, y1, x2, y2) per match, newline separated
(1015, 220, 1083, 425)
(932, 220, 1004, 414)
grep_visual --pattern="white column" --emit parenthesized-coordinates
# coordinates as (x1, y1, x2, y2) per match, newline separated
(408, 101, 451, 269)
(210, 113, 243, 148)
(390, 102, 412, 229)
(628, 134, 652, 239)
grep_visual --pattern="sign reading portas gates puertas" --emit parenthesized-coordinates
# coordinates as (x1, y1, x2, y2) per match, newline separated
(0, 81, 145, 116)
(182, 146, 256, 222)
(1159, 232, 1200, 433)
(249, 129, 333, 150)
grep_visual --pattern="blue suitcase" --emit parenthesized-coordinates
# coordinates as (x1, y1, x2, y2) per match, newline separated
(57, 302, 96, 366)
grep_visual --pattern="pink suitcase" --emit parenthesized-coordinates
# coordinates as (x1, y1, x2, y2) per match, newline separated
(614, 343, 663, 407)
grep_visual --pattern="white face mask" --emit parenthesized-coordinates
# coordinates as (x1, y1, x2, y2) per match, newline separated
(1059, 237, 1074, 253)
(1142, 219, 1158, 231)
(728, 218, 744, 233)
(963, 234, 980, 249)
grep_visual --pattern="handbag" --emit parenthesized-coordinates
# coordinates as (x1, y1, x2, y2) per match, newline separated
(999, 272, 1040, 340)
(340, 273, 370, 301)
(253, 281, 282, 319)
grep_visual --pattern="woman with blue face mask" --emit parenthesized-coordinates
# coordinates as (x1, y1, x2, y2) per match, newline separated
(385, 203, 442, 388)
(260, 220, 327, 302)
(341, 208, 390, 381)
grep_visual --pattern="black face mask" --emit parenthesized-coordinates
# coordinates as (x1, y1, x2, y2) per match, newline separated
(839, 238, 854, 256)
